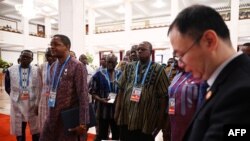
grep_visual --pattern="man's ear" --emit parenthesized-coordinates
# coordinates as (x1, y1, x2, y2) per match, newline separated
(66, 45, 70, 50)
(202, 30, 218, 51)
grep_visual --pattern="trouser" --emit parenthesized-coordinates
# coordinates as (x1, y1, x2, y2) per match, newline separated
(16, 122, 40, 141)
(95, 118, 119, 141)
(119, 125, 154, 141)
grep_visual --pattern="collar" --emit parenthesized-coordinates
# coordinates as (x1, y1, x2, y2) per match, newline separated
(207, 52, 242, 87)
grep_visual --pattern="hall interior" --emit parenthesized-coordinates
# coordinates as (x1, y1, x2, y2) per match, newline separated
(0, 0, 250, 140)
(0, 0, 250, 66)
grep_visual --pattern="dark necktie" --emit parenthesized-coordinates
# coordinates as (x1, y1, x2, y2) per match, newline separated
(197, 81, 209, 110)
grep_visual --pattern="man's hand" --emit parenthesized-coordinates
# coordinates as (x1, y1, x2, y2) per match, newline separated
(68, 124, 87, 135)
(100, 98, 110, 104)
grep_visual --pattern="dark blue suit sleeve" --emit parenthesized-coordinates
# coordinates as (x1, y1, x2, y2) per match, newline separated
(4, 70, 11, 95)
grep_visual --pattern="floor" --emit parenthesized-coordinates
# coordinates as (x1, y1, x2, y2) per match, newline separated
(0, 80, 163, 141)
(0, 89, 11, 115)
(0, 86, 97, 134)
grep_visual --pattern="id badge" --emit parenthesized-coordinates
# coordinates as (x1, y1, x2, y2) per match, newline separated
(44, 86, 50, 96)
(45, 86, 50, 92)
(20, 90, 29, 100)
(107, 93, 117, 103)
(130, 87, 142, 102)
(13, 94, 19, 102)
(48, 91, 57, 107)
(44, 92, 50, 97)
(168, 98, 175, 115)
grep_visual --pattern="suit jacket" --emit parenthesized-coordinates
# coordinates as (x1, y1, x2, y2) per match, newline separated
(183, 54, 250, 141)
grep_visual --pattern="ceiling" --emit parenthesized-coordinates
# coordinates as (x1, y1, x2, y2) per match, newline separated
(0, 0, 250, 52)
(1, 0, 243, 26)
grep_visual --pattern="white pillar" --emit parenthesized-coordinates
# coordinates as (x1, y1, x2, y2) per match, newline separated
(22, 16, 30, 50)
(124, 1, 132, 52)
(45, 16, 52, 45)
(124, 1, 132, 31)
(169, 0, 181, 56)
(230, 0, 239, 50)
(22, 0, 32, 50)
(88, 8, 96, 35)
(83, 2, 86, 36)
(82, 0, 87, 53)
(171, 0, 180, 21)
(58, 0, 85, 57)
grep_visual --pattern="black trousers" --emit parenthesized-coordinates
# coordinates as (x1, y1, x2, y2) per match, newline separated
(16, 122, 39, 141)
(95, 118, 119, 141)
(119, 125, 154, 141)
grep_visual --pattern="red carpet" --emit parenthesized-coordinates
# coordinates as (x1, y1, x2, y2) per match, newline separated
(0, 113, 23, 141)
(0, 113, 95, 141)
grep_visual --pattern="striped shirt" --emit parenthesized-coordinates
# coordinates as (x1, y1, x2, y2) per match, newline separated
(118, 61, 169, 134)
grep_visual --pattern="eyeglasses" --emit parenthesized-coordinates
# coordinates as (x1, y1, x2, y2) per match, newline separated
(173, 36, 201, 63)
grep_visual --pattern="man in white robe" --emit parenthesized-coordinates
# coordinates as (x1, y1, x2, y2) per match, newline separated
(5, 50, 41, 141)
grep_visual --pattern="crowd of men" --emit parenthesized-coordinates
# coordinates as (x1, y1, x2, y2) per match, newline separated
(3, 4, 250, 141)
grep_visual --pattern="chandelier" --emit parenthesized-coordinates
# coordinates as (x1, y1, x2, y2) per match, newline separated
(15, 0, 38, 19)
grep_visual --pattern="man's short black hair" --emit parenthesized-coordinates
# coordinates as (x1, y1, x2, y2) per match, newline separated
(21, 50, 33, 57)
(168, 5, 230, 42)
(140, 41, 153, 53)
(131, 45, 138, 51)
(53, 34, 71, 49)
(45, 47, 52, 56)
(243, 42, 250, 47)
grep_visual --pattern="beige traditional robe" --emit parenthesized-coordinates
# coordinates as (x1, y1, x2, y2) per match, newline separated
(38, 62, 50, 132)
(8, 65, 41, 136)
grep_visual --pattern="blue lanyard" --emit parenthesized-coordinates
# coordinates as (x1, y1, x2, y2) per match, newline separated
(134, 61, 152, 86)
(169, 72, 192, 97)
(51, 55, 71, 91)
(19, 65, 31, 89)
(46, 63, 51, 85)
(105, 69, 118, 93)
(167, 63, 175, 78)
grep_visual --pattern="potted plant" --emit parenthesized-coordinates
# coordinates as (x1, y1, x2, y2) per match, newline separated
(0, 58, 10, 73)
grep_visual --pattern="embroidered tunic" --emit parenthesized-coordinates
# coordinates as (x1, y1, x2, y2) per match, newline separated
(6, 65, 41, 136)
(38, 62, 50, 132)
(89, 69, 121, 119)
(117, 61, 169, 134)
(39, 58, 89, 141)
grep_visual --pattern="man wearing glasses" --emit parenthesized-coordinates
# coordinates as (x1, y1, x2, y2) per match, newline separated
(168, 5, 250, 141)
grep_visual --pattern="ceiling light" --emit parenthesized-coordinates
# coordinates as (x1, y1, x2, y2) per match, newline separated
(15, 4, 37, 19)
(153, 0, 165, 8)
(116, 5, 125, 14)
(42, 6, 53, 13)
(94, 11, 100, 18)
(50, 19, 57, 24)
(14, 0, 37, 19)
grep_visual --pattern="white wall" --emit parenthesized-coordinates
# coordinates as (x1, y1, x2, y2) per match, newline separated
(85, 27, 170, 48)
(0, 31, 24, 46)
(29, 24, 38, 34)
(0, 31, 49, 51)
(1, 50, 38, 65)
(0, 19, 17, 29)
(1, 19, 250, 67)
(0, 19, 49, 35)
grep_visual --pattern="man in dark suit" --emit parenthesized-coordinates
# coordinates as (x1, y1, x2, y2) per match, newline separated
(168, 5, 250, 141)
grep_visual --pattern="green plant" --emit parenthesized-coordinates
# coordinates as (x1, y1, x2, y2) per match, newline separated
(86, 52, 94, 64)
(0, 58, 10, 69)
